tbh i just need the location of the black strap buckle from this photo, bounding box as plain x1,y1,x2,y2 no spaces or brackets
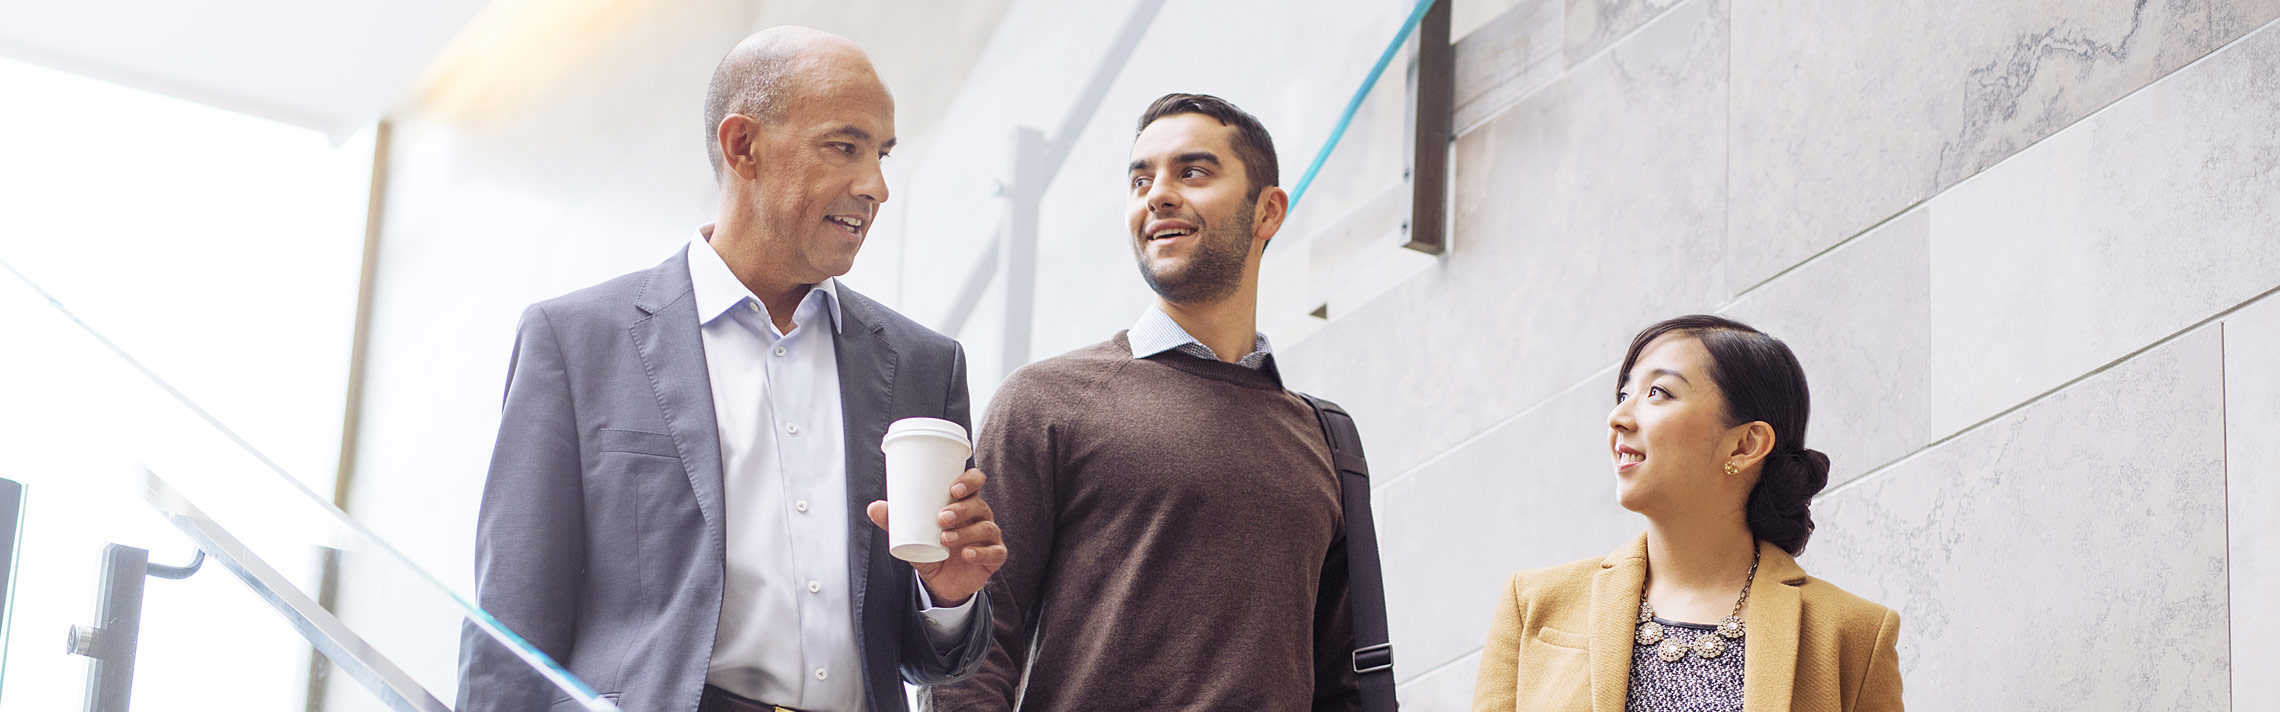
1352,643,1394,675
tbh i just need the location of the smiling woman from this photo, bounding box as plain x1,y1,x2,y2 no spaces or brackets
1471,315,1903,712
1611,316,1828,557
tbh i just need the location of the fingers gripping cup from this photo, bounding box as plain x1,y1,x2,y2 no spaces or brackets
882,418,971,563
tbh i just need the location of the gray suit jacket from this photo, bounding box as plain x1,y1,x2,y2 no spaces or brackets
458,250,992,712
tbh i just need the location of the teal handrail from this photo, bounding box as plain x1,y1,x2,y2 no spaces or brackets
1286,0,1440,213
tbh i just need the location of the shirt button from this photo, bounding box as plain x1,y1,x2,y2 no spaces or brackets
784,423,800,436
814,668,827,681
773,346,788,357
808,580,822,594
795,500,809,513
746,302,759,312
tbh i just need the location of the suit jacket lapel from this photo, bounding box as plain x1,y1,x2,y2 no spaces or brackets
1742,540,1804,710
832,290,897,632
1589,535,1648,712
629,251,729,576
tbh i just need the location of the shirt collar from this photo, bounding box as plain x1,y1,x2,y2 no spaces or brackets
1127,304,1274,366
687,235,843,333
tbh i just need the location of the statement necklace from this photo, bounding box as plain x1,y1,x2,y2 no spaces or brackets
1634,547,1759,663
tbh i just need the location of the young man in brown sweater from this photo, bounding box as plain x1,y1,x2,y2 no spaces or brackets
926,93,1363,711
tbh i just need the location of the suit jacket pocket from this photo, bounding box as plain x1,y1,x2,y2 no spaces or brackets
1534,625,1589,650
596,428,678,459
1516,626,1592,710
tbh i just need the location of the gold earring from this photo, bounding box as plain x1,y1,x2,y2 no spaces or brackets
1723,461,1739,476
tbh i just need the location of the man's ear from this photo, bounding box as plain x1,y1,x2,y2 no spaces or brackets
718,114,764,181
1252,185,1289,247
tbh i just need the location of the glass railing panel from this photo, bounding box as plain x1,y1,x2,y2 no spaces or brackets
0,462,320,710
0,262,613,711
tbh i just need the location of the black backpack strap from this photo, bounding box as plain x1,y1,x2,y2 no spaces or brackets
1299,393,1398,712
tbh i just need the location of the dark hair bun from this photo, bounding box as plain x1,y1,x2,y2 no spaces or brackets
1747,448,1829,555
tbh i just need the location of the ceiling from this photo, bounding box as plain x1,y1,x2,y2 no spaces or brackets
0,0,490,138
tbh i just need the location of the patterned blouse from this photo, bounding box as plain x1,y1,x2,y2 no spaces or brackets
1626,617,1746,712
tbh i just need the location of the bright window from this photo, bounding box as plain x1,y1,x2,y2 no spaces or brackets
0,55,373,710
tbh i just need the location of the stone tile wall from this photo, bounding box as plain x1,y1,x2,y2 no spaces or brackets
1265,1,2280,707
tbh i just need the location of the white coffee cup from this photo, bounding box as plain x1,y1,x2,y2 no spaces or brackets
881,417,972,563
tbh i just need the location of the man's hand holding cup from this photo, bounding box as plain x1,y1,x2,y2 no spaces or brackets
866,418,1006,606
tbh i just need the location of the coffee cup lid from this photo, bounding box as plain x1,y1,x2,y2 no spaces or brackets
883,417,969,448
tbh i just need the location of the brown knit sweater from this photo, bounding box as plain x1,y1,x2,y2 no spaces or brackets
924,333,1360,712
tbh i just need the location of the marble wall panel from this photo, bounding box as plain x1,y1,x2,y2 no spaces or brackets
1810,328,2229,710
1395,651,1485,712
1728,0,2280,292
1283,0,1727,480
1456,0,1534,41
1373,368,1645,683
1566,0,1684,64
1925,17,2280,434
1721,208,1932,487
1300,182,1440,338
2224,294,2280,705
1454,0,1563,135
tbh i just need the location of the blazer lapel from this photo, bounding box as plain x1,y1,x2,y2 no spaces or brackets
1742,541,1805,711
832,290,897,631
1588,535,1649,712
629,251,729,574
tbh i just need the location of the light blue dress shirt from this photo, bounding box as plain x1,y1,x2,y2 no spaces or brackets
688,237,975,709
1126,304,1275,370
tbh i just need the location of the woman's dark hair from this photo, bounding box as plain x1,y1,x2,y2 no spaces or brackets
1617,315,1830,555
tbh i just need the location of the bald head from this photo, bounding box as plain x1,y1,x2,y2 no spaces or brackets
703,26,885,180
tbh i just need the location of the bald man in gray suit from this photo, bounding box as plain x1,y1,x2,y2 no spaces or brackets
458,27,1006,712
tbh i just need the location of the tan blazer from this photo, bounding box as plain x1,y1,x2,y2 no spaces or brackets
1472,535,1902,711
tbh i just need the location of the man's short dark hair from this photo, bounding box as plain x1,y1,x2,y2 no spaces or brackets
1135,93,1279,199
702,46,798,180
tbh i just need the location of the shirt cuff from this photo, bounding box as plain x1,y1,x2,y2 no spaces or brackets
914,572,980,651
